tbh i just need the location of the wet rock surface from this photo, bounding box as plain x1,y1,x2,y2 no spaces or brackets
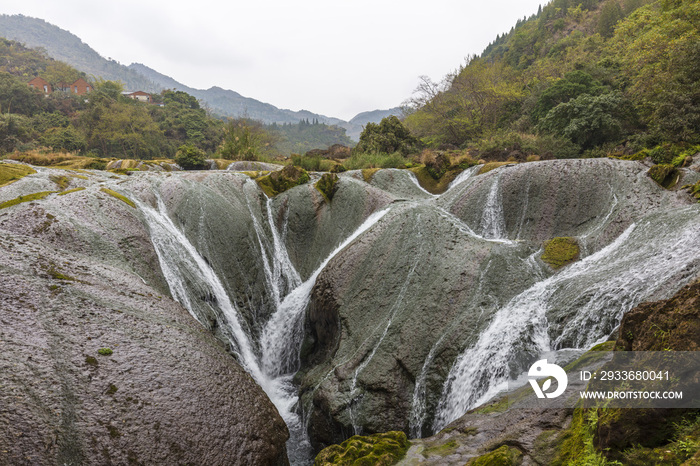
0,168,289,465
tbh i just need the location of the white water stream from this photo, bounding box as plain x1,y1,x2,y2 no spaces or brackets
137,184,389,464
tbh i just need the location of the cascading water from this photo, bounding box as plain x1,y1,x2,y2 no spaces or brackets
479,172,507,240
136,180,391,464
433,206,700,431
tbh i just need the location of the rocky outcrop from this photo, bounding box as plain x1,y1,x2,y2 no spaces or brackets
0,167,290,465
298,158,700,450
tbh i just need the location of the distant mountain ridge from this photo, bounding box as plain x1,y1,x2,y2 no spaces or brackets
0,14,402,140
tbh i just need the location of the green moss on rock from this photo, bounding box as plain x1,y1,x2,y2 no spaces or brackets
541,237,580,269
408,166,462,194
314,431,410,466
256,165,310,197
0,163,36,187
58,187,86,196
49,174,70,190
0,191,57,209
648,164,679,189
466,445,523,465
100,188,136,208
478,161,513,175
315,173,339,201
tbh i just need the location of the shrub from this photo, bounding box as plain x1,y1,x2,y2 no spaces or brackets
175,144,208,170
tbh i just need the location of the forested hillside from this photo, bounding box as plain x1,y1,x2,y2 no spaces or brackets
403,0,699,162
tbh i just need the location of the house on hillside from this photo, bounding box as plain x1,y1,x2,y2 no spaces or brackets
121,91,153,103
27,76,52,94
32,77,93,95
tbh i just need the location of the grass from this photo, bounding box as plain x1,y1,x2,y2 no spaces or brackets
49,174,70,190
7,150,109,170
0,162,36,187
100,188,136,208
343,151,409,170
0,191,57,209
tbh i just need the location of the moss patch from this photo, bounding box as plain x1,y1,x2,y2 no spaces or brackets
97,348,113,356
58,187,86,196
256,165,310,197
422,438,459,457
361,168,380,183
314,431,410,466
0,163,36,187
408,166,462,194
100,188,136,208
315,173,339,201
648,164,679,189
49,174,70,190
466,445,522,465
541,237,580,269
0,191,57,209
478,161,513,175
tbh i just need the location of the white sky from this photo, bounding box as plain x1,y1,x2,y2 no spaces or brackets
5,0,543,121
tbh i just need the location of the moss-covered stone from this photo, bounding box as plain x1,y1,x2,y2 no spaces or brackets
0,163,36,187
100,188,136,208
648,164,680,189
314,431,410,466
478,161,513,175
58,187,86,196
361,168,380,183
408,166,462,194
541,237,580,269
0,191,57,210
256,164,310,197
466,445,523,465
315,173,339,201
49,174,70,190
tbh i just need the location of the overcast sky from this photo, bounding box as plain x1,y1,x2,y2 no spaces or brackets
5,0,543,121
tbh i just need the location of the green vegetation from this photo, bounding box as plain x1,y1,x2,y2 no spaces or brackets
647,164,679,188
466,445,523,465
403,0,700,163
100,187,136,208
0,190,56,209
423,438,459,457
85,356,98,366
49,174,70,190
269,119,354,156
174,144,208,170
58,186,86,196
47,266,75,281
314,431,410,466
256,165,310,197
0,162,36,186
478,162,513,175
315,173,339,201
97,348,113,356
541,237,580,269
354,116,421,156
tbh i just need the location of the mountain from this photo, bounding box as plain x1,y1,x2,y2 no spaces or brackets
128,62,345,126
0,14,160,92
0,14,399,140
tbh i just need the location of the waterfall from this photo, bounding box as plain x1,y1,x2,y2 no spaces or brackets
136,195,264,383
260,207,391,377
137,183,391,464
479,173,507,240
433,206,700,431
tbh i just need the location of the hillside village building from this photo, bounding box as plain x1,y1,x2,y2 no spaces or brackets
28,77,92,95
121,90,153,103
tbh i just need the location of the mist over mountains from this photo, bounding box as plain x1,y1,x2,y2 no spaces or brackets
0,14,400,140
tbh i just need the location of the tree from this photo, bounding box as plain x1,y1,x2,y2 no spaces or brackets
175,144,208,170
532,71,603,122
218,118,272,161
598,0,624,38
538,92,630,149
355,116,421,155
